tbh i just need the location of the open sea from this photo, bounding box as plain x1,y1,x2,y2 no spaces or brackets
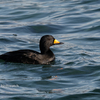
0,0,100,100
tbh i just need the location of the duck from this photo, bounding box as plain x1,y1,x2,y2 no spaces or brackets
0,35,63,64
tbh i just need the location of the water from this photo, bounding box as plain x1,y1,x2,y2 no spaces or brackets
0,0,100,99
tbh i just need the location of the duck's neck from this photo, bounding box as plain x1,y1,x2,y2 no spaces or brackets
46,49,54,56
41,49,54,57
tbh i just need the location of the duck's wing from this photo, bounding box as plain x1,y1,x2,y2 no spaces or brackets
0,49,40,64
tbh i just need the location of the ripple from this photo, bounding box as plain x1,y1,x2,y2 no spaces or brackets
29,24,63,33
73,37,100,42
87,25,100,32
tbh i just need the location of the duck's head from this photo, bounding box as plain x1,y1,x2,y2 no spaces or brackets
39,35,63,54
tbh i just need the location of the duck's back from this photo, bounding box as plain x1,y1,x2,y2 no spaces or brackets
0,49,55,64
0,49,41,64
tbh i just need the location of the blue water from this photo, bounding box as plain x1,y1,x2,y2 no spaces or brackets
0,0,100,99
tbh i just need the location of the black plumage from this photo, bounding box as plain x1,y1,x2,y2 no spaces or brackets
0,35,63,64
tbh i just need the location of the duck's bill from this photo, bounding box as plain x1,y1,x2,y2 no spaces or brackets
54,39,64,45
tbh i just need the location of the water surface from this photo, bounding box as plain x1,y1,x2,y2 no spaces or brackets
0,0,100,99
